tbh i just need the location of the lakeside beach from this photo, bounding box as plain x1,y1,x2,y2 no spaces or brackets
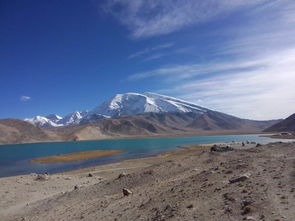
1,140,295,220
0,134,287,178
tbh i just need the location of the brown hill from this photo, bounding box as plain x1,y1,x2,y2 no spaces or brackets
0,119,60,145
56,111,280,141
0,112,280,145
264,113,295,132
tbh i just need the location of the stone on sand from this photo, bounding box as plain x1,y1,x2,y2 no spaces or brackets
229,173,251,183
123,188,132,196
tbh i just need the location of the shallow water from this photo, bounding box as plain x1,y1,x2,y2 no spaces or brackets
0,134,292,177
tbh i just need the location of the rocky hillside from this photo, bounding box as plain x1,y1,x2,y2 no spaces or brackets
0,119,60,145
54,111,279,142
264,113,295,132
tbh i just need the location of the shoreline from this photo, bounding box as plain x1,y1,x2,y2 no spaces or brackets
0,131,271,146
57,140,266,176
2,135,293,178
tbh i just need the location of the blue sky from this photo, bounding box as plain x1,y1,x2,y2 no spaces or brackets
1,0,295,120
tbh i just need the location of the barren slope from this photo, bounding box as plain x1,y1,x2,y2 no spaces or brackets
0,119,60,145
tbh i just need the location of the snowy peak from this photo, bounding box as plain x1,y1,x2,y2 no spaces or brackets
25,116,63,128
94,92,208,117
46,114,62,123
94,93,161,117
25,92,209,128
57,111,88,126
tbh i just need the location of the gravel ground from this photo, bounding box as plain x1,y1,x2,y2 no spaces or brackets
1,141,295,221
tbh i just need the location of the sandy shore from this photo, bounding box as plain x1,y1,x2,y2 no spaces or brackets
1,141,295,220
30,150,124,163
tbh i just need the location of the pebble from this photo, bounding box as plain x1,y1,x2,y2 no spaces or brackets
123,188,132,196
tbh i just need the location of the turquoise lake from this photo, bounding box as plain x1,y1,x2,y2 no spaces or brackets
0,134,292,177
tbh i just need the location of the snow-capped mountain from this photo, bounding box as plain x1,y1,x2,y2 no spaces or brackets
25,116,63,128
25,92,209,128
94,92,208,117
46,114,62,123
57,111,89,126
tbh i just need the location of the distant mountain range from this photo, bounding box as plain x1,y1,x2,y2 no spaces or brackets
0,92,283,145
24,93,209,128
264,113,295,132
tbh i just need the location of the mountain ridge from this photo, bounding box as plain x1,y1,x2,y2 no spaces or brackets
264,113,295,132
23,92,249,128
0,92,283,145
0,112,280,145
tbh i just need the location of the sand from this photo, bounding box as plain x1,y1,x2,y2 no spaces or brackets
30,150,124,163
1,141,295,221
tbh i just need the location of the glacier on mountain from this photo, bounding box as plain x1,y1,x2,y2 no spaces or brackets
25,92,208,128
94,92,208,117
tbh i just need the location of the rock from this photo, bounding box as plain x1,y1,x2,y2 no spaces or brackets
224,206,232,214
256,143,262,147
241,199,253,208
259,214,265,219
65,177,71,180
225,170,233,174
87,173,93,177
236,164,248,169
117,173,128,179
244,216,255,220
223,193,235,202
74,185,79,190
210,144,234,152
186,204,193,209
241,206,252,215
34,174,49,181
229,173,251,183
123,188,132,196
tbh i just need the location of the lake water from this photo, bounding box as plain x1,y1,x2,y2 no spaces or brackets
0,134,292,177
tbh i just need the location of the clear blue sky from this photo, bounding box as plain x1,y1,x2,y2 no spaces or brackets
1,0,294,120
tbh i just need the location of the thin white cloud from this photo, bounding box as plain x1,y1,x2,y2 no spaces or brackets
103,0,268,38
155,48,295,120
128,60,264,81
126,0,295,120
128,42,174,59
142,53,166,62
20,96,31,102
